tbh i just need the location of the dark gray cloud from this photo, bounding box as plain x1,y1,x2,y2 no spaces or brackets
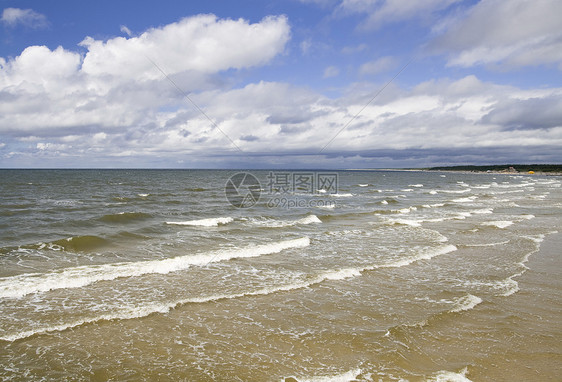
482,95,562,130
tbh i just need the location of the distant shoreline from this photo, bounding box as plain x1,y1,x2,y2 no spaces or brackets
425,164,562,176
346,165,562,176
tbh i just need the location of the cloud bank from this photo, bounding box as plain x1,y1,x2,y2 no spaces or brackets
1,5,561,168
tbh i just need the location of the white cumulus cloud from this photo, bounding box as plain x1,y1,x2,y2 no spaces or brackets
0,14,291,138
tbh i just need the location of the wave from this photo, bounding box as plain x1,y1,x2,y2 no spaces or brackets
441,189,471,194
385,293,481,342
1,243,457,342
329,193,354,197
248,215,322,228
472,208,493,214
394,206,418,214
452,196,478,203
166,217,234,227
464,239,510,247
0,264,363,342
427,367,472,382
481,220,514,229
409,184,423,187
383,244,457,268
47,235,109,252
298,215,322,225
99,212,152,223
0,237,310,299
284,368,363,382
386,216,454,227
449,294,482,313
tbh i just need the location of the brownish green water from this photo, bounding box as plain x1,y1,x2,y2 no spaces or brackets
0,169,560,381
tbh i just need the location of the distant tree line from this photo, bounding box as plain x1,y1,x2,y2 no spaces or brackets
428,164,562,172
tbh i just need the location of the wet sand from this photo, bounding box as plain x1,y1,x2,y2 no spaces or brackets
463,231,562,381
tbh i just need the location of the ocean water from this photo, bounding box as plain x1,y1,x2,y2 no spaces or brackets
0,169,560,381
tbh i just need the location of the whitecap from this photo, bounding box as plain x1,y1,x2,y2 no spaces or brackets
427,367,472,382
450,294,482,313
166,217,233,227
481,220,514,229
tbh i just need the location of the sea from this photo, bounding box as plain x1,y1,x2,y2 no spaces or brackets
0,169,560,381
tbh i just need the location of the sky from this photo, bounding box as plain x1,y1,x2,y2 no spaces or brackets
1,0,561,169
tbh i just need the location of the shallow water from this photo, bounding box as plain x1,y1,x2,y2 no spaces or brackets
0,169,560,380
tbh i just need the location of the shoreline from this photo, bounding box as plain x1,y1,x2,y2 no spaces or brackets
346,168,562,176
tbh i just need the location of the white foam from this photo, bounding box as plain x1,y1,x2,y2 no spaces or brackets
442,189,471,194
389,218,422,227
454,212,472,219
452,196,478,203
481,220,514,229
472,208,493,214
381,200,388,205
297,215,323,225
401,188,414,192
0,266,366,342
427,367,472,382
250,215,322,227
395,206,417,214
166,217,234,227
0,244,460,342
0,237,310,299
409,184,424,187
429,190,438,195
465,240,510,247
358,184,369,187
495,277,520,297
137,193,149,197
323,268,362,280
383,244,458,268
287,368,362,382
450,294,482,313
331,193,353,197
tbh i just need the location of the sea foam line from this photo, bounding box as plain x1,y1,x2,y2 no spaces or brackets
0,237,310,299
0,266,363,342
0,244,456,342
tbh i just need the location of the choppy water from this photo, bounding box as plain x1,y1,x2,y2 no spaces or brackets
0,169,560,381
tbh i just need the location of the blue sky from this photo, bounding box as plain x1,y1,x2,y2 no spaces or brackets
1,0,561,168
